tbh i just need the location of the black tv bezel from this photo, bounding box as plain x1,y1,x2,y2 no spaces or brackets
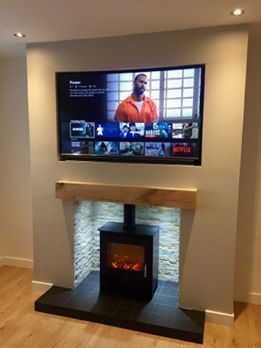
56,64,205,165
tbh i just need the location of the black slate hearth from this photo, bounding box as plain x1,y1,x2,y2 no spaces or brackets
35,271,205,344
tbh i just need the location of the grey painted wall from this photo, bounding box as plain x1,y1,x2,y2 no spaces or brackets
0,55,33,260
27,25,248,315
235,22,261,304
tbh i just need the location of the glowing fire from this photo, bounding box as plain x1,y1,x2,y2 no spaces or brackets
110,254,143,272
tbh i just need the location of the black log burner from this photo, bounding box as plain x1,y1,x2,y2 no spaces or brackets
99,204,159,299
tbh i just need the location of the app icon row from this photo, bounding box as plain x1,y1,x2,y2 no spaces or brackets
69,140,199,158
69,121,199,140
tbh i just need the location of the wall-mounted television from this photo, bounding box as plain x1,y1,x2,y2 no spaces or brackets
56,64,205,165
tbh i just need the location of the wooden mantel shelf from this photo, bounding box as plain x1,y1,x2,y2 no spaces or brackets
56,181,197,210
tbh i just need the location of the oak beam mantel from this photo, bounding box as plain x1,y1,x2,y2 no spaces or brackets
55,181,197,209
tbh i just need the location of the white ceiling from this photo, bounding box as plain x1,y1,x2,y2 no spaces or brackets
1,0,261,57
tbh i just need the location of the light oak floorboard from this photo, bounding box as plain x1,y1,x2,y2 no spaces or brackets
0,266,260,348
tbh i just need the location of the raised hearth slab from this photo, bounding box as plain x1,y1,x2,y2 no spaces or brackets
35,272,205,343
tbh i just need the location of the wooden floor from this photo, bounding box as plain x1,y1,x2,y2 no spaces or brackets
0,266,260,348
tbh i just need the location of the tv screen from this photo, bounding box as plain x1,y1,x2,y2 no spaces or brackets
56,64,205,165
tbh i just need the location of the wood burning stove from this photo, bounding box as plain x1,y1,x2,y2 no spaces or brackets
99,204,159,299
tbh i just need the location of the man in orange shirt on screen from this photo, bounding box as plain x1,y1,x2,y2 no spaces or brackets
114,73,159,123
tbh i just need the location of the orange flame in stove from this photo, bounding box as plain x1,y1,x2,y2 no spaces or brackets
110,255,143,272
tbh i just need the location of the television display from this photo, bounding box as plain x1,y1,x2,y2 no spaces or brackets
56,64,205,164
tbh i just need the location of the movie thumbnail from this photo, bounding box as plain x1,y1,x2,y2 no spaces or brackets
145,142,171,157
172,122,199,139
70,141,94,154
119,142,145,156
95,141,119,155
171,142,199,157
70,121,95,138
95,122,119,138
119,123,145,139
144,122,172,139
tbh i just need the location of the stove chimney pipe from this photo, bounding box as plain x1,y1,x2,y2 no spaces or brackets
123,204,136,230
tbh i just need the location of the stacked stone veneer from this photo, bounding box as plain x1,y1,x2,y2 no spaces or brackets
74,201,180,287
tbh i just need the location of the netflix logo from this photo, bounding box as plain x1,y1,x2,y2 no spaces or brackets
173,146,191,153
171,142,198,158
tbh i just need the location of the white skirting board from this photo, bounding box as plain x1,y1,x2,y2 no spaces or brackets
32,280,53,293
247,292,261,305
0,256,33,269
206,310,234,326
235,292,261,305
180,303,235,326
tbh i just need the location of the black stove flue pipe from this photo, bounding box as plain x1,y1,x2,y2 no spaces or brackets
123,204,136,230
